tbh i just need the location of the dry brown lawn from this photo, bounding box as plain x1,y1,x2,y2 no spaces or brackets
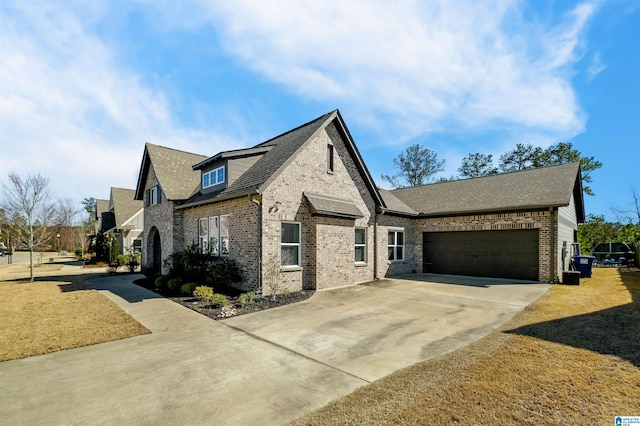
0,273,150,362
292,267,640,425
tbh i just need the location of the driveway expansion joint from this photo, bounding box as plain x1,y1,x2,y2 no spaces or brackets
220,321,372,385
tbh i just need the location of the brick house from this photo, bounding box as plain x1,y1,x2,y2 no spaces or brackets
134,144,207,273
380,163,585,283
134,110,585,292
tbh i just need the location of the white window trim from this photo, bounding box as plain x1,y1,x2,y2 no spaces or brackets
198,215,230,256
388,230,405,262
203,165,226,189
198,218,209,254
355,227,367,264
148,186,159,206
281,221,301,267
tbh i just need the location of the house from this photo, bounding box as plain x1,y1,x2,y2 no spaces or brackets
380,163,585,283
134,110,585,292
103,188,144,254
95,199,110,234
134,144,208,273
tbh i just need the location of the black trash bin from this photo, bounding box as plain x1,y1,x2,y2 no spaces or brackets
572,255,596,278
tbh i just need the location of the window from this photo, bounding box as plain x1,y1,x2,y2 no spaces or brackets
355,228,366,263
327,144,334,172
202,166,226,189
281,222,300,266
148,186,159,206
199,218,209,253
132,239,142,253
388,230,404,261
199,215,230,255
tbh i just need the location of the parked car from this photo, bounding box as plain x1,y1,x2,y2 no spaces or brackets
592,242,635,265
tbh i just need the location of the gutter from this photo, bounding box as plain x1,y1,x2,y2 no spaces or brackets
373,211,378,280
176,189,259,210
550,206,557,283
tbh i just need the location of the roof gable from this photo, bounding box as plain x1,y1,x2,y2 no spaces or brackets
135,143,207,201
179,110,384,209
95,199,109,220
109,187,143,228
390,163,583,217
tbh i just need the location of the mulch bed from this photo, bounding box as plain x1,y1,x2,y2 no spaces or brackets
167,291,314,320
132,277,313,320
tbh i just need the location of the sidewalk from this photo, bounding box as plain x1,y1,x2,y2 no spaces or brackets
0,274,366,425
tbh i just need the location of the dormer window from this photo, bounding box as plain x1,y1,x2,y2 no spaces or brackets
203,165,225,189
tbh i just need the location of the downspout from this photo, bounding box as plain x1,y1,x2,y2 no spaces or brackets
549,207,556,283
250,195,262,294
373,211,378,280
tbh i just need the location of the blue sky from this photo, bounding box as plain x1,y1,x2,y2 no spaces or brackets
1,0,638,222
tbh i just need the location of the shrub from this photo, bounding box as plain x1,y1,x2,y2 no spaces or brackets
180,282,198,296
163,243,242,290
193,285,214,302
206,258,242,288
167,277,183,292
238,292,256,308
126,252,141,273
116,254,128,267
208,293,229,308
107,263,120,275
155,275,169,290
164,244,212,284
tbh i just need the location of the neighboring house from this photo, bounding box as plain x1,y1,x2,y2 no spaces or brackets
134,110,585,292
102,188,144,254
95,199,110,235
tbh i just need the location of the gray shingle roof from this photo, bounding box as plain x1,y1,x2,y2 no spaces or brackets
137,144,207,201
378,189,418,216
389,163,582,216
95,199,109,219
304,192,364,219
180,111,342,207
110,188,143,229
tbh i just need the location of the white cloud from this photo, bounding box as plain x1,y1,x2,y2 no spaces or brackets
192,0,596,143
587,52,607,80
0,2,237,202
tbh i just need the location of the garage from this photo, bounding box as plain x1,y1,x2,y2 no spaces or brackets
422,230,539,281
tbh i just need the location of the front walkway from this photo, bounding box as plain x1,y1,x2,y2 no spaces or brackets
0,273,549,425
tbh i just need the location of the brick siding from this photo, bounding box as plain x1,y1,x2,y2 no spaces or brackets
412,210,553,282
180,197,260,291
260,123,377,294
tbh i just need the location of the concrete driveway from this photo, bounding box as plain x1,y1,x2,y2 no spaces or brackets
224,274,550,382
0,273,549,425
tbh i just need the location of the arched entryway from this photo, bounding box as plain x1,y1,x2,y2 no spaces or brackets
148,227,162,274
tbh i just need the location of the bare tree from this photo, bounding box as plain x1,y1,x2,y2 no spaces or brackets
1,173,57,281
612,186,640,224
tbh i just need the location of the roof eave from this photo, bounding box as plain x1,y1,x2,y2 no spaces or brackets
334,111,386,209
134,145,151,200
377,207,419,217
193,147,273,171
416,204,569,218
176,189,260,210
312,211,363,220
